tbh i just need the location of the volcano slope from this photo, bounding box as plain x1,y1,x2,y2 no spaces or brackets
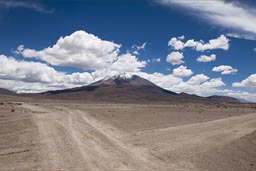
0,95,256,171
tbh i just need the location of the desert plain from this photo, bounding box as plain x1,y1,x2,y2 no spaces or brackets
0,95,256,171
0,93,256,171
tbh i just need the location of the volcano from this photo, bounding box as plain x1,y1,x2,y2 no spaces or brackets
41,73,240,103
42,73,179,102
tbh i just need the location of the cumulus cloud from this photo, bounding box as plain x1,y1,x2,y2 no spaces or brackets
132,42,147,55
172,65,193,78
136,72,182,89
111,53,146,72
140,72,256,102
233,74,256,87
138,73,225,98
168,36,185,50
168,35,230,52
212,65,238,75
3,30,256,102
0,55,94,92
0,0,53,13
186,74,209,85
195,35,229,51
139,72,255,102
197,54,216,63
152,58,161,63
216,89,256,103
132,42,147,50
166,51,184,65
4,30,150,92
0,55,62,83
1,53,256,102
178,35,185,40
170,74,225,95
16,30,148,75
201,78,225,89
158,0,256,40
16,30,122,70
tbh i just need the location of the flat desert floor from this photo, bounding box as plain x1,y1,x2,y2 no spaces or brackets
0,96,256,171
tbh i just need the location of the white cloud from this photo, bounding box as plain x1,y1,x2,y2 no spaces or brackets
3,30,256,102
168,35,230,52
233,74,256,87
0,0,53,13
131,42,147,55
168,37,184,50
184,39,198,48
111,53,147,72
136,72,182,89
172,65,193,78
0,55,94,92
166,51,184,65
138,72,256,102
186,74,209,85
226,33,256,41
178,35,185,40
159,0,256,40
195,35,229,52
6,30,149,92
148,72,256,102
212,65,238,75
16,30,121,70
216,89,256,103
197,54,216,63
16,31,147,73
132,51,139,55
0,55,62,83
201,78,225,89
254,48,256,52
62,72,94,85
132,42,147,51
0,79,59,93
152,58,161,63
17,44,24,52
1,53,256,102
170,74,225,95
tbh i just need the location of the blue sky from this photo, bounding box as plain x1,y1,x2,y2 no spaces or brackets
0,0,256,101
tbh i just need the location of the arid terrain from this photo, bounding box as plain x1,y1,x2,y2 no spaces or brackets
0,95,256,171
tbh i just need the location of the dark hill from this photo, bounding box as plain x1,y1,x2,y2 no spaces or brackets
0,88,16,96
206,95,240,103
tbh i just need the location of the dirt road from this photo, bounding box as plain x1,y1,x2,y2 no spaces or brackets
1,102,256,171
22,103,165,170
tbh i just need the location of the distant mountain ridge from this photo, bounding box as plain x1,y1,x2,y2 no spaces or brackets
236,98,252,104
0,88,16,96
41,73,241,103
206,95,240,103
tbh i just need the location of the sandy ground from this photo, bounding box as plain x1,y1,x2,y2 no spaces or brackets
0,96,256,171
